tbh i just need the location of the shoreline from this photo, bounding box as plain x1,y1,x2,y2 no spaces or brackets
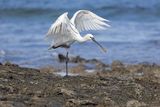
0,61,160,107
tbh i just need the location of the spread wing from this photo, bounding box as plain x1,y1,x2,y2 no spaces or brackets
46,12,79,48
71,10,110,32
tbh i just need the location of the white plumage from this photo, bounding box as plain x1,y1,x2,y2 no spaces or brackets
70,10,110,32
46,12,79,48
46,10,110,48
46,10,110,76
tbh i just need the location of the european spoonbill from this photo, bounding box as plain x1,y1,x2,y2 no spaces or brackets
46,10,110,76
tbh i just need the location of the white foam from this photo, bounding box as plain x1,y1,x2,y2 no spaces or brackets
0,50,5,56
54,72,78,76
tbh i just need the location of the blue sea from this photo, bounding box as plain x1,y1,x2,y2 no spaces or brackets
0,0,160,68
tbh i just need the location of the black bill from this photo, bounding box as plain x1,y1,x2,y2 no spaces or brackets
91,38,107,53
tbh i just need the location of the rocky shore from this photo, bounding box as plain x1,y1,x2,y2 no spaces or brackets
0,58,160,107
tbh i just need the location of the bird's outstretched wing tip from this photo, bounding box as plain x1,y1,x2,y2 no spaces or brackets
104,19,110,22
65,12,68,14
71,10,111,32
62,12,68,17
106,24,111,28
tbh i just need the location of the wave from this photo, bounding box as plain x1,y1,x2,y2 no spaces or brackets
1,7,160,21
1,0,160,19
0,8,60,16
1,0,160,9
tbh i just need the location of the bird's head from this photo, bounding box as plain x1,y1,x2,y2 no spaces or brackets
84,34,94,40
84,34,107,53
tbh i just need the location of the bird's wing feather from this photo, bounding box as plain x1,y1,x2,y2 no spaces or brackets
71,10,110,32
46,12,79,47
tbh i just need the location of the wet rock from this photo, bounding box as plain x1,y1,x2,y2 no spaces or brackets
65,99,97,107
126,100,147,107
58,54,67,62
4,61,19,67
58,54,87,63
71,56,86,63
57,53,107,65
87,58,99,63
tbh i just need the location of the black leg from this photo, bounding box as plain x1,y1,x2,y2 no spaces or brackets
65,51,69,76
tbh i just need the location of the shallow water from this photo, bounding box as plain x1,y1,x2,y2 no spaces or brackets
0,0,160,68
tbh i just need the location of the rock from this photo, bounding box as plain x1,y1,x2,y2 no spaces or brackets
79,99,97,106
0,101,26,107
65,99,80,107
97,97,118,107
65,99,97,107
0,63,160,106
87,58,99,63
0,101,14,107
95,62,109,72
55,88,75,97
111,60,130,75
70,64,85,74
0,84,14,94
134,83,144,99
71,56,86,63
57,54,107,65
58,54,67,62
58,54,87,63
126,100,147,107
4,61,19,67
111,60,124,70
40,66,58,74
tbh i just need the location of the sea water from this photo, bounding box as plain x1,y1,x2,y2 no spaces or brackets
0,0,160,68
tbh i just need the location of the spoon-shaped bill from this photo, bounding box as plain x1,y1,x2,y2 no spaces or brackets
91,38,107,53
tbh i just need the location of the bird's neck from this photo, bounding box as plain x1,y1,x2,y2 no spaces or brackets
77,34,89,43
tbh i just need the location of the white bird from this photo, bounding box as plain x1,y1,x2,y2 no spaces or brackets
46,10,110,76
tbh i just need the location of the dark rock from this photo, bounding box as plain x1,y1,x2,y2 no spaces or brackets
4,61,19,67
57,54,107,66
58,54,67,62
71,55,86,63
58,54,87,63
65,99,98,107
